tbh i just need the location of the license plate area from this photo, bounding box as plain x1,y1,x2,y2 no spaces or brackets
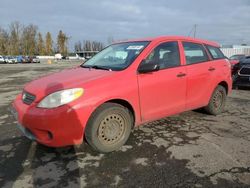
10,106,18,120
9,106,36,140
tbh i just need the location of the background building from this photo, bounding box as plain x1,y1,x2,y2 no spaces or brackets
221,44,250,58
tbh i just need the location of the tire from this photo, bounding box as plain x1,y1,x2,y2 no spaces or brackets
85,103,132,153
204,85,226,115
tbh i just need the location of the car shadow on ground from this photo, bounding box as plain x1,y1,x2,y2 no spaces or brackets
1,114,249,187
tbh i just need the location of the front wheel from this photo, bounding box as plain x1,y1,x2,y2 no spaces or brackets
85,103,132,153
204,85,227,115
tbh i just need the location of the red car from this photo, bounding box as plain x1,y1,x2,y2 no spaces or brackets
12,36,232,152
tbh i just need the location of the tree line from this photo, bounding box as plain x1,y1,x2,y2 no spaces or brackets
0,21,106,56
0,21,69,56
74,40,104,53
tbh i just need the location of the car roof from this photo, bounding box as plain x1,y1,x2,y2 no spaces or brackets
117,36,220,47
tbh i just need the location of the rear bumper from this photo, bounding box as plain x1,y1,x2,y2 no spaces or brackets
11,94,92,147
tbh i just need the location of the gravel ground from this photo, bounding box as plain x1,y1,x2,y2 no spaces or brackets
0,61,250,188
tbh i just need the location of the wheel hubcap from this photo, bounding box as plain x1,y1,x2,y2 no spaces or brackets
98,114,125,145
213,91,223,109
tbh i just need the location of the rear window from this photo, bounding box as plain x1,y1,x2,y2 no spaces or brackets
183,42,209,65
206,45,225,60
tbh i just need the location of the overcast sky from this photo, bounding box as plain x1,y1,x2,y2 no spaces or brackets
1,0,250,49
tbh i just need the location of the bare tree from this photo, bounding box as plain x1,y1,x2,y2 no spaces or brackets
45,32,53,55
37,32,45,55
92,41,104,51
8,21,22,55
57,30,69,56
21,24,38,55
74,41,82,52
83,40,92,51
83,40,104,51
0,27,9,55
1,21,105,56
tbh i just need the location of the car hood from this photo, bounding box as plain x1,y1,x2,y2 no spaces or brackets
24,67,116,100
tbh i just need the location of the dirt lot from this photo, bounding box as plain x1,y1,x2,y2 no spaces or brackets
0,61,250,188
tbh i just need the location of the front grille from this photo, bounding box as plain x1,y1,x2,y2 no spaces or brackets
22,91,36,105
236,76,250,84
239,66,250,75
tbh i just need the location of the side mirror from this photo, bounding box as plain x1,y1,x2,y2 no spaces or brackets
138,60,160,74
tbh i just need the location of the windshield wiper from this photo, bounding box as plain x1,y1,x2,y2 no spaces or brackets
81,65,112,71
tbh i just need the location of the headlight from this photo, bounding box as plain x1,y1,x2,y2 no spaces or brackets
37,88,84,108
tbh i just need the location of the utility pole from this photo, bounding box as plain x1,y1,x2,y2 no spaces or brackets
188,24,198,38
194,24,197,38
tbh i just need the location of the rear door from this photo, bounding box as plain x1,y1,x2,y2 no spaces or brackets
137,41,187,121
206,45,231,76
182,41,213,110
205,45,232,90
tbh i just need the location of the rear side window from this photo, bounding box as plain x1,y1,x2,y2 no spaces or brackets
206,45,225,60
183,42,209,65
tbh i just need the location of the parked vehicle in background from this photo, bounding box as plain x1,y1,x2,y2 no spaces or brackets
229,54,246,73
76,54,85,61
229,54,246,66
3,56,8,63
31,56,40,63
78,56,85,61
16,56,41,63
55,53,62,60
5,56,10,63
62,56,69,60
21,56,31,63
16,55,24,63
230,54,246,61
14,56,18,63
233,56,250,88
27,56,32,63
0,55,5,63
5,56,17,64
17,56,36,63
11,36,232,153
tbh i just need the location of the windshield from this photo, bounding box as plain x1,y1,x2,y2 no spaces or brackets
81,41,149,71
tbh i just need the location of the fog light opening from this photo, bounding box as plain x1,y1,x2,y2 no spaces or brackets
48,131,53,140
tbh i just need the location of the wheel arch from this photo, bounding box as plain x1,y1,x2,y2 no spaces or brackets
218,81,229,94
104,99,136,127
85,98,137,131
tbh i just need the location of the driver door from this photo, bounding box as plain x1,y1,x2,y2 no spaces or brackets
137,41,187,121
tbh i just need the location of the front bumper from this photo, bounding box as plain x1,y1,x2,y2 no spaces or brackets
233,75,250,87
11,94,91,147
10,106,36,140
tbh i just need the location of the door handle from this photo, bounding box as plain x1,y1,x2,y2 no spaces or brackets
177,73,186,77
208,67,215,71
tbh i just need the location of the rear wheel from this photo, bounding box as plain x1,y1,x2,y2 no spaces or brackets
85,103,132,153
204,85,226,115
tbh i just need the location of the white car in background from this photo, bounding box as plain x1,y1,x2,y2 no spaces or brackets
31,56,40,63
0,55,5,63
55,53,62,60
5,56,17,64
